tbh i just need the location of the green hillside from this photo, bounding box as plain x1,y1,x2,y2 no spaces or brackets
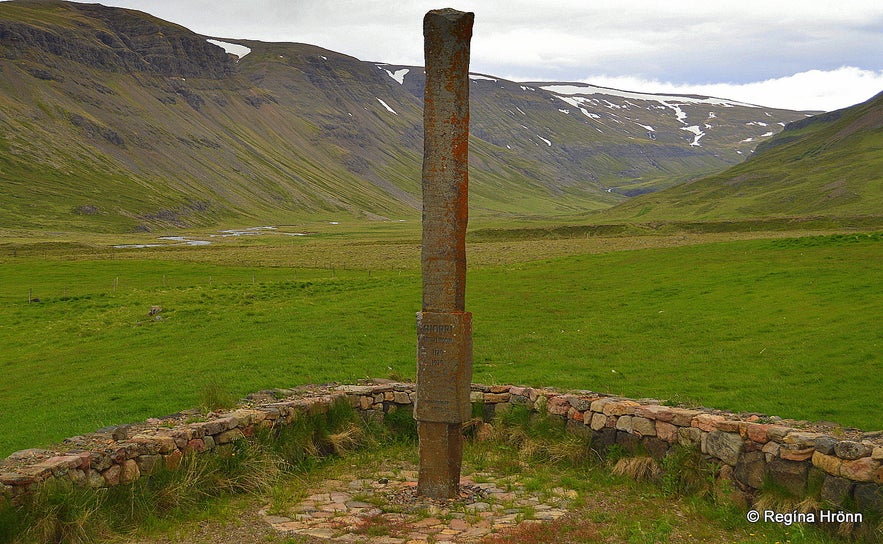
0,1,809,233
602,91,883,222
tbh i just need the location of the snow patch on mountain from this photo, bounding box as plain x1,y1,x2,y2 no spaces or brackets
377,98,397,115
682,125,705,146
541,83,759,108
382,68,409,85
206,39,251,61
554,95,600,119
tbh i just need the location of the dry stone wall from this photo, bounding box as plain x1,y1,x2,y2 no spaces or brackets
2,383,881,518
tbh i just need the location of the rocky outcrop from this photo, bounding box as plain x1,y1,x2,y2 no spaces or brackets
0,2,233,78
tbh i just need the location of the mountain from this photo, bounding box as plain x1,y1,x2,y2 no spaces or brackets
0,1,811,232
600,90,883,222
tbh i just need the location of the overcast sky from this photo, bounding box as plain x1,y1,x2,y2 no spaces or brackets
61,1,883,111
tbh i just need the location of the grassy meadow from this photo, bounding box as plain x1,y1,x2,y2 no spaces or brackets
0,224,881,456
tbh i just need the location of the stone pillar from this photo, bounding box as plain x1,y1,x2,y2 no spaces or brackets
415,8,474,500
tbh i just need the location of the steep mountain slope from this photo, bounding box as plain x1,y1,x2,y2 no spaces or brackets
601,91,883,221
0,1,809,232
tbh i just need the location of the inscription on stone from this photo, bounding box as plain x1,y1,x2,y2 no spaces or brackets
415,311,472,423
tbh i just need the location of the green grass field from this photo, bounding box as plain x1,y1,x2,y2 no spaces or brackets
1,227,880,457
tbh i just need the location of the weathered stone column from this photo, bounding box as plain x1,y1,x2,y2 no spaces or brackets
415,8,474,500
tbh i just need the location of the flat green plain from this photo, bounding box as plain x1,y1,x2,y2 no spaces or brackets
0,226,880,456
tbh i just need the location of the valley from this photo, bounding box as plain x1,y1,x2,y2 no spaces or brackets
0,1,813,233
0,0,881,469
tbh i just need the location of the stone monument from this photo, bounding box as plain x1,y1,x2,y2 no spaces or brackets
414,8,475,500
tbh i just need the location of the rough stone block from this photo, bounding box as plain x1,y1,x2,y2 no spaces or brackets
602,399,639,416
589,398,612,413
643,437,670,459
813,436,837,455
692,414,725,432
337,384,376,395
821,475,854,507
768,458,809,496
734,450,766,489
483,393,510,404
762,441,781,461
834,440,873,460
765,425,793,442
706,431,744,466
68,469,87,486
677,426,702,448
656,421,678,443
616,431,641,453
163,450,183,470
89,452,113,472
633,404,672,421
86,470,105,488
120,460,140,484
783,431,824,449
568,408,584,422
217,428,245,444
745,423,773,444
812,451,843,476
566,419,591,439
211,416,239,435
853,483,883,514
713,419,744,433
592,428,617,452
590,413,607,431
666,408,703,427
169,428,194,449
186,438,206,453
780,445,815,462
547,396,570,416
36,455,82,476
631,417,656,437
136,455,162,476
565,395,592,412
103,465,121,486
615,415,633,433
840,457,880,482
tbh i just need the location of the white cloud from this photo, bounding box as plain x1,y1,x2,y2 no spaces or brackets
576,67,883,111
39,1,883,112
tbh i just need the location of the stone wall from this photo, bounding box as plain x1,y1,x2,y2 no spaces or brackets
2,382,881,518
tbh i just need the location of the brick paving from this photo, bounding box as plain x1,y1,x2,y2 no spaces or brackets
259,463,576,543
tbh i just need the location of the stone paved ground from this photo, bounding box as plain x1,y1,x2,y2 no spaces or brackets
260,461,577,543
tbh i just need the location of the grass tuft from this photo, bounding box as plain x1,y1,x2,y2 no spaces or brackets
659,446,720,499
198,379,239,413
611,456,662,482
